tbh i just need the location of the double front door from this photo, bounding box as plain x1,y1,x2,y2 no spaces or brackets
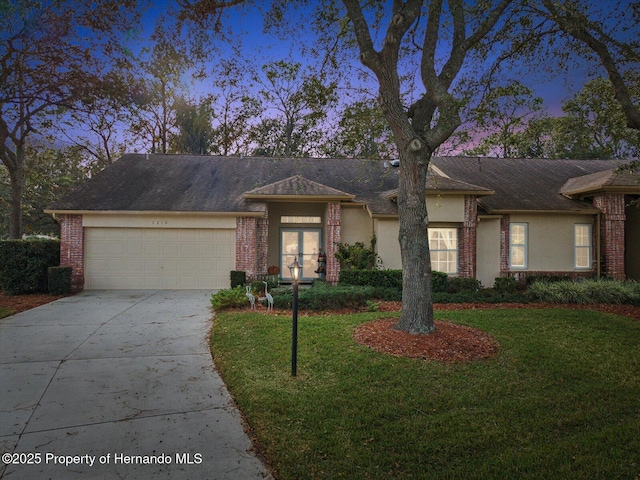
281,228,321,281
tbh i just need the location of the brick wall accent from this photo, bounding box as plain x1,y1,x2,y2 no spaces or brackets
458,195,477,278
593,193,626,280
499,214,510,276
256,208,269,278
325,202,341,284
236,217,258,281
59,214,84,292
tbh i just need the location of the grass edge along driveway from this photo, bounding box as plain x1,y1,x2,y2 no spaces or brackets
211,308,640,480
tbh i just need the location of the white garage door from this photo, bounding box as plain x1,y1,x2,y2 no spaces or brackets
85,228,235,290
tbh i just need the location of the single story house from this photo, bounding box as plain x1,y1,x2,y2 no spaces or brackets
46,154,640,291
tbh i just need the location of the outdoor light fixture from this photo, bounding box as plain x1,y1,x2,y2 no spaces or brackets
289,257,302,376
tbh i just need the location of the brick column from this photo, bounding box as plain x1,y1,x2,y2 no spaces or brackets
236,217,258,281
256,208,269,278
499,214,511,276
458,195,477,278
59,214,84,292
593,193,626,280
326,202,341,284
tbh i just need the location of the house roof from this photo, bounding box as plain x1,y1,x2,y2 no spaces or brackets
386,174,493,200
48,154,639,217
559,168,640,198
48,154,401,215
431,157,637,213
244,175,355,201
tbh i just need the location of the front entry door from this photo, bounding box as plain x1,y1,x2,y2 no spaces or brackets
281,228,322,281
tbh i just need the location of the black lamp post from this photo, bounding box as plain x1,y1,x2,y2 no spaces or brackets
289,257,302,376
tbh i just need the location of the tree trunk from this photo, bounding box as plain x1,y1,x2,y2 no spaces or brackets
394,147,434,334
8,156,25,239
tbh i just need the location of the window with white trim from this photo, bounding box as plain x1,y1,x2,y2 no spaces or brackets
429,228,457,274
574,224,592,269
510,223,528,269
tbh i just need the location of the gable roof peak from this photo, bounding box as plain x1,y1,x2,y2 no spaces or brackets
244,174,355,200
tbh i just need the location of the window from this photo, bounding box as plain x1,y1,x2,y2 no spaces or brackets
281,216,322,224
574,224,592,269
510,223,528,269
429,228,457,274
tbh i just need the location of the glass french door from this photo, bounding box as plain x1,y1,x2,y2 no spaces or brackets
280,228,322,281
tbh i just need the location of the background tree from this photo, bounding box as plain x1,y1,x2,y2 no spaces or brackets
511,76,640,159
169,95,216,154
462,82,543,157
0,142,90,237
210,58,261,156
322,99,397,159
0,0,140,239
53,72,132,169
128,22,191,154
250,60,338,157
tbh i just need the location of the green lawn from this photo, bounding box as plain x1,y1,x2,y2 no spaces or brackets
211,308,640,480
0,307,13,319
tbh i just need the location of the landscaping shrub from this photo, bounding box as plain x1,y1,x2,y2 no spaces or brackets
271,284,373,311
339,269,402,289
230,271,246,289
47,266,72,295
528,279,640,305
494,276,516,294
447,277,481,293
211,286,250,310
334,236,378,270
0,239,60,294
431,270,449,293
339,269,449,294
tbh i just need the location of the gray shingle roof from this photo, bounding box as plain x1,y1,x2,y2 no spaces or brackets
48,154,638,217
560,168,640,197
49,154,401,215
245,175,355,199
431,157,636,213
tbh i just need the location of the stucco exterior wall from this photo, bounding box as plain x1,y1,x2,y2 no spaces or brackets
509,213,596,272
341,206,373,245
82,213,237,229
476,217,501,288
374,218,401,270
426,195,465,222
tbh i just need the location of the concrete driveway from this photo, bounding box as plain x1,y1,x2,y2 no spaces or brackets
0,290,271,479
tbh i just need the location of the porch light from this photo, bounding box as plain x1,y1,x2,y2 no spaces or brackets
289,258,302,376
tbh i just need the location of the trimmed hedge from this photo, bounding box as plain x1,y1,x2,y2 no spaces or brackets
271,283,373,311
48,266,72,295
0,240,60,294
338,269,449,293
230,271,246,289
528,279,640,305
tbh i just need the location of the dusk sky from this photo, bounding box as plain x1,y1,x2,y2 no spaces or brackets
131,1,623,122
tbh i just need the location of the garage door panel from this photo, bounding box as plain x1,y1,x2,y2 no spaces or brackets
85,227,235,290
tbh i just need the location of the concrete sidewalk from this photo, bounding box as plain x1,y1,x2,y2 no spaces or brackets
0,290,271,479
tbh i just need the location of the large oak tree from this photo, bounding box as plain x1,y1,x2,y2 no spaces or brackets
1,0,141,239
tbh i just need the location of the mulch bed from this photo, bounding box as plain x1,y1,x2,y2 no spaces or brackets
353,318,499,362
0,293,69,314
